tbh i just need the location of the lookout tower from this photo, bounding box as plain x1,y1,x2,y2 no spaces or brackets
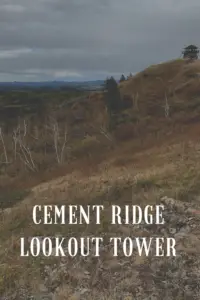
182,45,199,60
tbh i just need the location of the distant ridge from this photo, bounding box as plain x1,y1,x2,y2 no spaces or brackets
0,80,104,91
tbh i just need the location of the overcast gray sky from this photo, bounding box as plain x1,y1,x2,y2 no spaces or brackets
0,0,200,81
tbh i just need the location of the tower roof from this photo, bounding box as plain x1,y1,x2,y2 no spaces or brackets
184,44,199,50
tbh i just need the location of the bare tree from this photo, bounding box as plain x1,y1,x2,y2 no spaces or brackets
12,120,37,172
97,125,114,142
164,92,170,118
0,127,9,163
89,107,115,143
156,77,170,118
133,92,139,111
46,117,68,164
89,122,115,144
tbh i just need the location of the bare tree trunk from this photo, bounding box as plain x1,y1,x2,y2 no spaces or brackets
13,120,37,172
0,127,9,163
46,117,68,164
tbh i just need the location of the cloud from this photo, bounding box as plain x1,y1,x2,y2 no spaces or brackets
0,0,200,81
0,48,32,59
1,4,25,13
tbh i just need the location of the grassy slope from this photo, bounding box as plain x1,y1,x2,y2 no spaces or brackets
1,59,200,298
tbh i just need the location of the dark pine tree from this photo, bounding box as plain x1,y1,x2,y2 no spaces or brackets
104,77,123,130
119,74,126,82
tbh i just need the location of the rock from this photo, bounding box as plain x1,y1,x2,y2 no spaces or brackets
68,292,81,300
169,228,176,234
79,288,90,296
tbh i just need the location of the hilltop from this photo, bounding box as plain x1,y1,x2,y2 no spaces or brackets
1,59,200,299
65,58,200,141
120,58,200,124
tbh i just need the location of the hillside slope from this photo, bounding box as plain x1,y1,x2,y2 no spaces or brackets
118,59,200,130
2,59,200,299
72,59,200,141
2,58,200,190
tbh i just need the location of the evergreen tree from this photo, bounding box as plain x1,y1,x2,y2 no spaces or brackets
104,77,122,113
104,77,122,129
119,74,126,82
127,73,133,80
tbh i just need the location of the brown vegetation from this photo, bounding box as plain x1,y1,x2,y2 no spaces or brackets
1,58,200,298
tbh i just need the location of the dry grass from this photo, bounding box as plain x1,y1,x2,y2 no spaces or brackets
1,134,200,297
2,58,200,190
2,59,200,297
